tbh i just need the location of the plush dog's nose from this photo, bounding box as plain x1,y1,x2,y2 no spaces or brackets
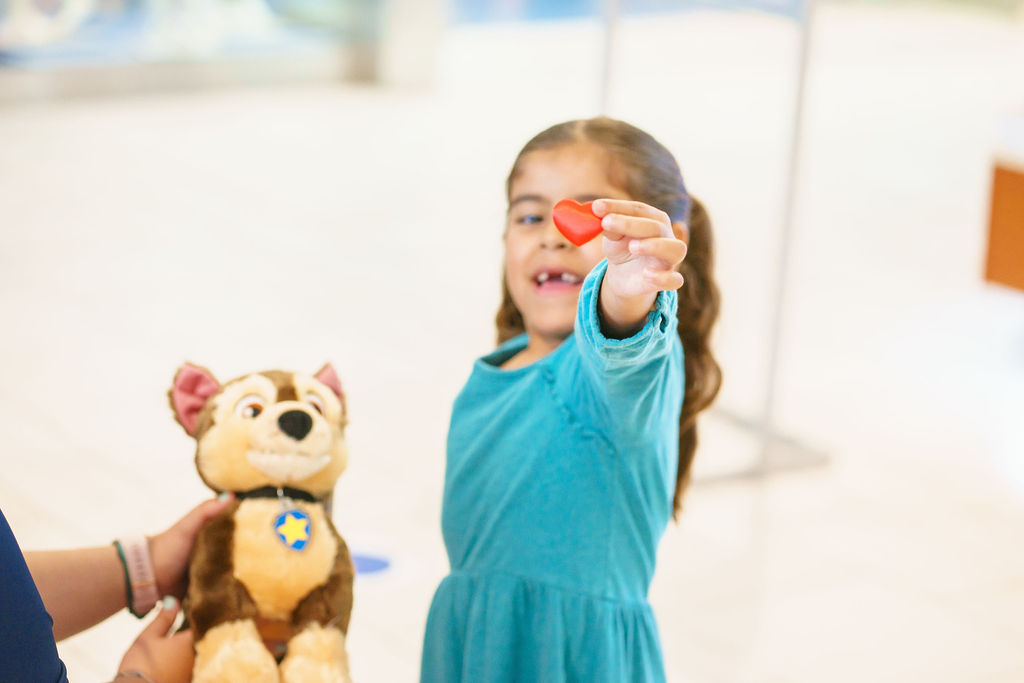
278,410,313,441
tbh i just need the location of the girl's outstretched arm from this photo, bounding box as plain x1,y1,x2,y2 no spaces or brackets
591,198,688,339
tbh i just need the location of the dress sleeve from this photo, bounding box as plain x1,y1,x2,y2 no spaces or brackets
0,508,70,683
556,259,684,439
574,259,680,377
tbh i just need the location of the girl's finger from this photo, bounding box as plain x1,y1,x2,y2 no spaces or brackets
601,214,666,239
170,495,235,542
141,597,180,638
592,199,671,225
628,237,687,265
643,268,685,291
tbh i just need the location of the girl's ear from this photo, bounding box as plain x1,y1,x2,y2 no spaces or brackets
672,221,690,246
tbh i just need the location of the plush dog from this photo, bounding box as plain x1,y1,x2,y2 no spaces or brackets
169,362,354,683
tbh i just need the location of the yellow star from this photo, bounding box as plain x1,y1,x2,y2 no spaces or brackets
277,513,310,547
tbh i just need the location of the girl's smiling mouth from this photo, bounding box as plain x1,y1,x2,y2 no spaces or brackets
533,268,583,292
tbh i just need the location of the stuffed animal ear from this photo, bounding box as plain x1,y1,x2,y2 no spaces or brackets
315,363,345,404
170,363,221,436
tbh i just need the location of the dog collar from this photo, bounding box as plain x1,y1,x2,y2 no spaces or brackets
234,486,320,503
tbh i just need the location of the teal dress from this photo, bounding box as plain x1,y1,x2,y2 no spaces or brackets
421,260,684,683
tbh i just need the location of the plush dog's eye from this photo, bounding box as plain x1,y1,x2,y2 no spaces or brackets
305,392,325,415
235,394,265,419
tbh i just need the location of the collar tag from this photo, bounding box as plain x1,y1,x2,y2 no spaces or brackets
274,509,311,551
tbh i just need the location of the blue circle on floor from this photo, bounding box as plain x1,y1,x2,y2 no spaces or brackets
352,553,391,574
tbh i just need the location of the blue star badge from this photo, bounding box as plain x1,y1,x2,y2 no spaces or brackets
274,510,311,551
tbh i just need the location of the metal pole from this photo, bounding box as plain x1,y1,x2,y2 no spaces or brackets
756,0,816,463
599,0,620,114
699,0,827,485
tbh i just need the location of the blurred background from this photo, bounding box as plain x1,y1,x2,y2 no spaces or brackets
1,0,1022,680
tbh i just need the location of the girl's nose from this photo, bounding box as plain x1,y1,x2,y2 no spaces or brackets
540,217,571,249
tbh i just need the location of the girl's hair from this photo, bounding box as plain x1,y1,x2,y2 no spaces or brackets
496,117,722,516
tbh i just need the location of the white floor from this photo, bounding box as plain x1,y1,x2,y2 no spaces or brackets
1,3,1023,681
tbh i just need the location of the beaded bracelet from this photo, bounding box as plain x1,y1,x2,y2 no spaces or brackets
113,670,156,683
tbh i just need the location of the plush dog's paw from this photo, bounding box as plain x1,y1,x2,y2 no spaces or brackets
280,623,352,683
194,619,280,683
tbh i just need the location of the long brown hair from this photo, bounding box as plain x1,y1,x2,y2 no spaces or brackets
496,117,722,516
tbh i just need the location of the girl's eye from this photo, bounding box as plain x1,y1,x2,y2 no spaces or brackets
305,392,325,415
235,394,265,419
516,214,543,226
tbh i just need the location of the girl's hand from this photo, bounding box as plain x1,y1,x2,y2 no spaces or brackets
116,597,194,683
592,199,687,300
150,494,235,599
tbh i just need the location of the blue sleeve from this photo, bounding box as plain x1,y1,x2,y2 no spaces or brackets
557,259,684,441
0,508,70,683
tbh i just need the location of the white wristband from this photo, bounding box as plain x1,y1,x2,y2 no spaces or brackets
116,535,159,618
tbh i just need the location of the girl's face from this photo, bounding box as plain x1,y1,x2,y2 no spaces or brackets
504,142,631,345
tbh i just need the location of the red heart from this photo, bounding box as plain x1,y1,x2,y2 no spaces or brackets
552,199,602,246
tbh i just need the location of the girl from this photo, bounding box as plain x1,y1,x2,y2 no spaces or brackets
421,117,721,682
